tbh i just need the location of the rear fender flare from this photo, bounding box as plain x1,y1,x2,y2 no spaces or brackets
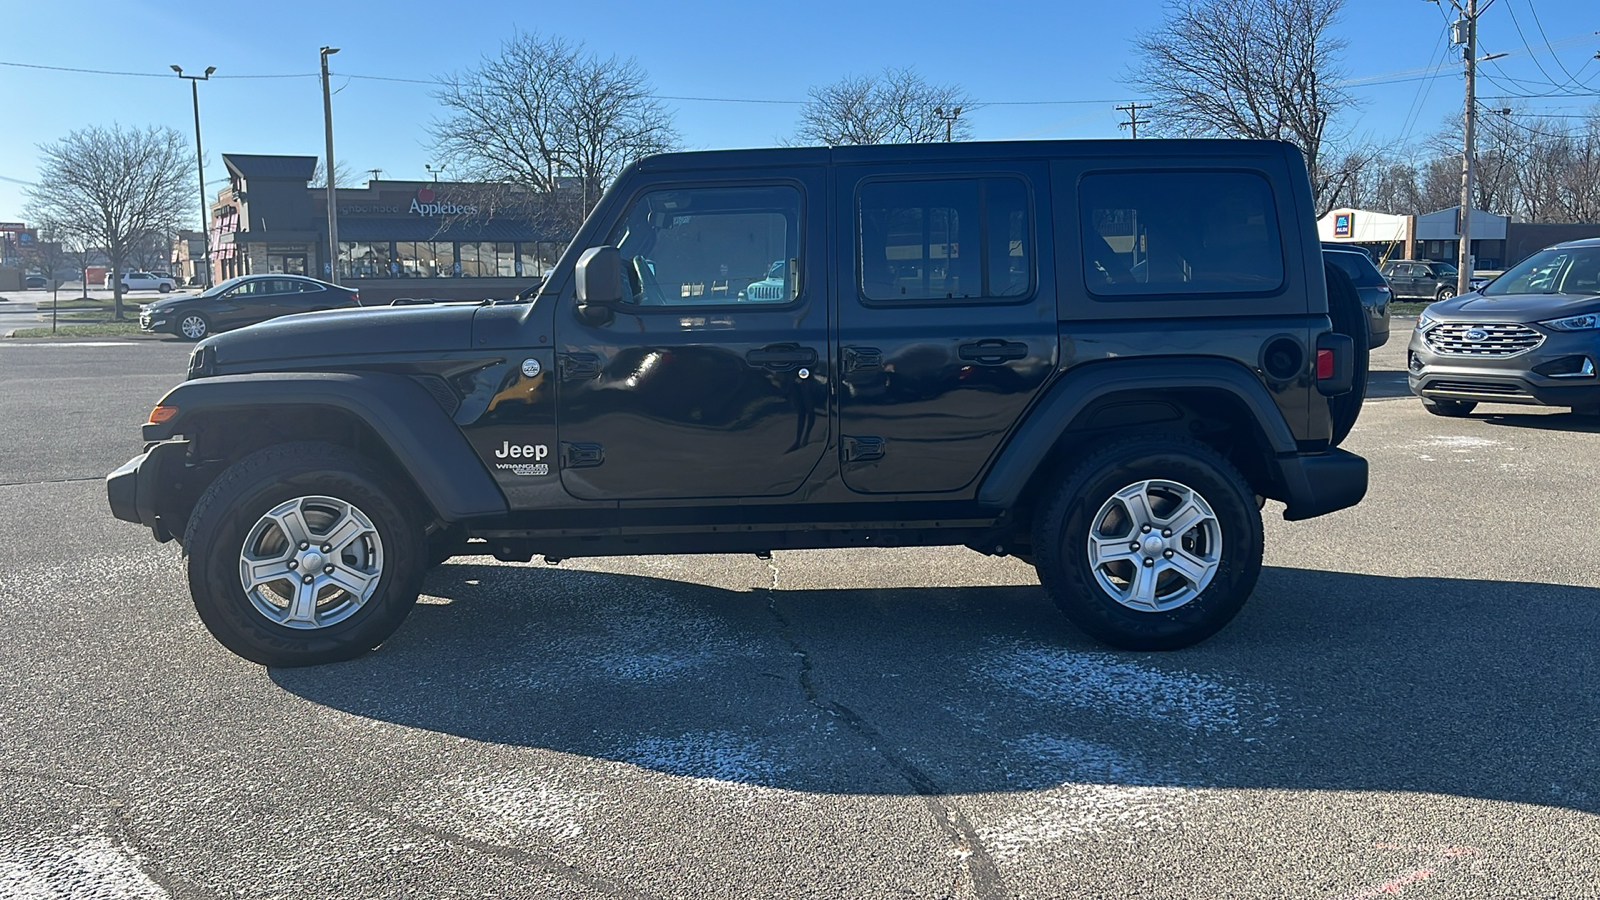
978,357,1298,509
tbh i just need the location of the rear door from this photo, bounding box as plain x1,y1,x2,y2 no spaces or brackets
832,162,1056,494
554,171,830,501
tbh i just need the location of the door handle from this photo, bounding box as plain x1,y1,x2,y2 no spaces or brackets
958,340,1029,363
746,345,818,370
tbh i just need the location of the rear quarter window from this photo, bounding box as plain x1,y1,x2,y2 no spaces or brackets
1326,252,1384,287
1080,171,1284,297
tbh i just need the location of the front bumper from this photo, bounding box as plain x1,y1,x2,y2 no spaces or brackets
106,440,189,542
1406,327,1600,408
1277,448,1367,521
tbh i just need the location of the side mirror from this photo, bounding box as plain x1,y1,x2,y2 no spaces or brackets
574,245,623,326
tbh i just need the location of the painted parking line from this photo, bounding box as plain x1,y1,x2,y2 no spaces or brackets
0,341,146,347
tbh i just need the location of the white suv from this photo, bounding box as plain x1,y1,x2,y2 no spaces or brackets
104,271,176,292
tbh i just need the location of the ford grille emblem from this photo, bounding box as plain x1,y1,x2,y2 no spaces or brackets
1464,328,1489,341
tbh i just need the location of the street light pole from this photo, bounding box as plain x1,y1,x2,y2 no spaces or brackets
171,64,215,288
320,46,341,286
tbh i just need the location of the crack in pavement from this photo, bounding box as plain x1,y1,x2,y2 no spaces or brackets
407,822,668,900
761,558,1011,900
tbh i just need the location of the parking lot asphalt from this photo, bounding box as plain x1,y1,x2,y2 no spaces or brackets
0,329,1596,899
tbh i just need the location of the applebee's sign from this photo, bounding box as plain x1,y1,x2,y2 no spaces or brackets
410,186,477,217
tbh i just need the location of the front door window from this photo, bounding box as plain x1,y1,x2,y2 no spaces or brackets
609,185,801,306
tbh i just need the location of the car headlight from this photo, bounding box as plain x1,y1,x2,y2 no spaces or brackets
1539,313,1600,332
1416,311,1435,331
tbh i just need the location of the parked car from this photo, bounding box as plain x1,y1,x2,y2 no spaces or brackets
105,271,177,293
1380,259,1490,301
139,274,361,340
108,139,1369,666
24,274,49,289
1407,238,1600,417
1323,246,1391,348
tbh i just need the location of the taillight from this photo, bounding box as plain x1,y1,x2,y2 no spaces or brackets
1316,348,1335,380
352,292,361,305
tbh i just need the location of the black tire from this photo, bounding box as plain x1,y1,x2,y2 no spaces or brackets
1421,398,1477,418
1325,260,1368,446
183,441,428,666
1031,435,1264,651
1436,285,1457,301
426,524,469,568
178,311,211,341
159,284,172,293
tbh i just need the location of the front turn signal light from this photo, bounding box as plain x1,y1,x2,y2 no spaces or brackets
148,405,179,424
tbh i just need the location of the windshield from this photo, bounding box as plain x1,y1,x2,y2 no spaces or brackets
195,276,248,298
1484,246,1600,296
1434,263,1457,276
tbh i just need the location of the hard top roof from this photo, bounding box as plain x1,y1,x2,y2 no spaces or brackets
634,139,1297,172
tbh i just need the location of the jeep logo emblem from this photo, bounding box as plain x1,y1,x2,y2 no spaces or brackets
494,441,548,460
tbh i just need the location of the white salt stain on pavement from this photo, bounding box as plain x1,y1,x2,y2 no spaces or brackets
0,827,168,900
973,640,1276,735
547,591,762,682
405,773,590,844
979,783,1214,860
619,732,790,798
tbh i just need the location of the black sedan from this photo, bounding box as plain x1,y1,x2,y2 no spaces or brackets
139,275,360,340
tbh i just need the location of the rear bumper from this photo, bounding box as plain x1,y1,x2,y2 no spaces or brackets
1277,448,1367,521
106,440,189,542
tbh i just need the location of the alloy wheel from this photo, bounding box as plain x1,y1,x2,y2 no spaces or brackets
1085,479,1222,613
180,315,208,340
238,495,384,630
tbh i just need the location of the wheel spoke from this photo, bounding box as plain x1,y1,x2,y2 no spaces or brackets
1088,534,1141,568
320,510,368,554
244,557,295,589
1161,498,1209,537
324,562,377,597
1120,488,1156,530
1126,562,1160,609
1165,548,1212,585
286,578,319,626
269,503,313,548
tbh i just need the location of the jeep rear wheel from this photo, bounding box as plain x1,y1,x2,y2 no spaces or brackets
1032,436,1263,650
183,441,427,666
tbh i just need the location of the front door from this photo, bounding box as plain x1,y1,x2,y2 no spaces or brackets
555,173,829,501
833,164,1057,494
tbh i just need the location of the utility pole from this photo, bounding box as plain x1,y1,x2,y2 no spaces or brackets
320,46,341,286
1117,102,1152,139
1456,0,1478,296
933,106,963,142
171,64,215,288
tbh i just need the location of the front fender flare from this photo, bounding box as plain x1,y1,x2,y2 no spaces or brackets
144,372,507,522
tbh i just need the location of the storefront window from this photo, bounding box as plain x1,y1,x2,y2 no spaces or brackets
396,241,456,277
495,242,517,277
266,253,308,276
338,241,392,280
458,241,504,278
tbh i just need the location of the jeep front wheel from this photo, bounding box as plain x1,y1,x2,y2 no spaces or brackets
183,441,427,666
1031,436,1263,650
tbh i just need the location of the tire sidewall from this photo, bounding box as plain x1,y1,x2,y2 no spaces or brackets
180,312,209,340
186,447,425,666
1035,441,1263,650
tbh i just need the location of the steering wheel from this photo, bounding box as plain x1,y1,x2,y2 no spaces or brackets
631,256,667,305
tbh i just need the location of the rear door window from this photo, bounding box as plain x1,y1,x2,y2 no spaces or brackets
1080,171,1284,297
857,177,1033,303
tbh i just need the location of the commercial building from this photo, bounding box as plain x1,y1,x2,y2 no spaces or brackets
1318,206,1509,270
170,231,207,286
207,154,569,303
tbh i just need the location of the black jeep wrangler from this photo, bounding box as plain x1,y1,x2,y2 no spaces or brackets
108,140,1369,666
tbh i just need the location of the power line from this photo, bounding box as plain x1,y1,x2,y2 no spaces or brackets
0,60,315,79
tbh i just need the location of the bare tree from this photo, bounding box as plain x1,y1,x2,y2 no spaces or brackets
24,125,191,319
312,158,359,189
431,31,678,235
1128,0,1358,215
795,68,974,145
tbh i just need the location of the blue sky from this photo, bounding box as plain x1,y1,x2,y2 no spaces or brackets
2,0,1597,223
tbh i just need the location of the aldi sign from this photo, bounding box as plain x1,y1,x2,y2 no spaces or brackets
1333,213,1353,238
